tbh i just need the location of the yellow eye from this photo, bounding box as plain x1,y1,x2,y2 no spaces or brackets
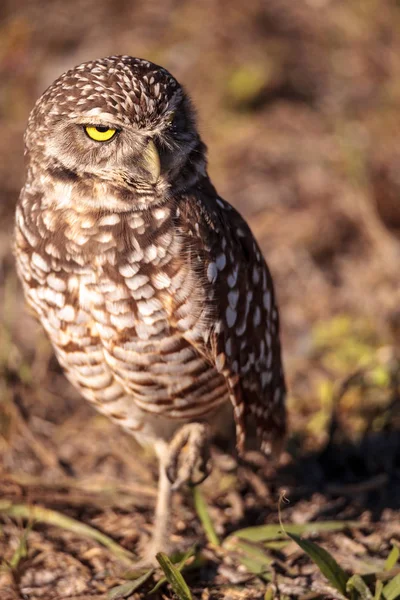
165,111,175,125
85,125,117,142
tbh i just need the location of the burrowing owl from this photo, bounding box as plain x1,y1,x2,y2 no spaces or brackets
15,56,286,562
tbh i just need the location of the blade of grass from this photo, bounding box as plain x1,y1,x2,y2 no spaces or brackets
232,539,273,579
192,486,220,546
235,540,274,566
149,546,195,594
385,548,399,572
156,552,192,600
0,500,135,564
224,521,363,544
346,574,373,600
375,546,400,599
7,523,32,570
264,540,290,550
375,580,384,600
239,555,272,580
287,532,348,596
264,587,275,600
120,566,155,580
226,538,273,566
107,569,154,599
382,573,400,600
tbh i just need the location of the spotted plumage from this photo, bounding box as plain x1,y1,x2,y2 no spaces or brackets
15,55,286,562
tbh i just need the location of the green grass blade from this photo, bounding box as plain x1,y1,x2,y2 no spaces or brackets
382,573,400,600
233,539,273,577
385,548,400,572
239,555,271,578
8,523,32,570
264,540,290,550
287,532,348,596
0,500,135,564
121,567,153,580
107,569,154,599
375,580,384,600
149,546,195,594
192,486,220,546
156,552,192,600
347,574,373,600
224,521,363,544
235,540,273,565
264,587,274,600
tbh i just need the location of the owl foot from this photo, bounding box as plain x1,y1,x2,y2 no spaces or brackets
166,422,212,490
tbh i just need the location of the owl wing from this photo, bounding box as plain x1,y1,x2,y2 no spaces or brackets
179,185,286,457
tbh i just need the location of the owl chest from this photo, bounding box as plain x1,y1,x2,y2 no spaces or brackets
70,262,223,412
17,203,220,409
76,216,212,346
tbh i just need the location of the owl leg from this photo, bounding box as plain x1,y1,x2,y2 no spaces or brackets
166,422,212,490
137,424,211,566
136,443,173,566
151,451,173,555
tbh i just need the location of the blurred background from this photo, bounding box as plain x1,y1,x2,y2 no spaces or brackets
0,0,400,595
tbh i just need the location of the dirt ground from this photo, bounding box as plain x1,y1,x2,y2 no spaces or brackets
0,1,400,598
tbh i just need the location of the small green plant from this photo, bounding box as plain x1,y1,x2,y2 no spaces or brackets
155,552,193,600
195,489,400,599
1,522,31,573
107,546,196,599
223,519,365,584
287,535,400,600
149,546,196,594
2,489,398,600
0,500,135,564
192,485,220,546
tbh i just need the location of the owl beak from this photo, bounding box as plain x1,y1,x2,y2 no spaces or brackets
142,139,160,184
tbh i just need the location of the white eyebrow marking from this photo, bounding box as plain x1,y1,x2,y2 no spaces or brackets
82,108,116,118
73,110,124,127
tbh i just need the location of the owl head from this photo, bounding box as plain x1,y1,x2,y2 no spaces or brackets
24,56,206,209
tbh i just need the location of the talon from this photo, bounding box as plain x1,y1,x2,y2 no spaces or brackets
186,460,212,487
165,423,212,490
